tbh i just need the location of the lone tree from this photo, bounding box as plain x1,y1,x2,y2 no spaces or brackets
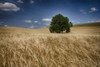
49,14,70,33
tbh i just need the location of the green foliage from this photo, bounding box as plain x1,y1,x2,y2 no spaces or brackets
66,23,70,33
49,14,70,33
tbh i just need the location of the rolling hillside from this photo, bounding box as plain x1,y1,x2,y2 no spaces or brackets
0,23,100,67
74,22,100,27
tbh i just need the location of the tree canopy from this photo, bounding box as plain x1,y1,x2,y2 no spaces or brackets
49,14,70,33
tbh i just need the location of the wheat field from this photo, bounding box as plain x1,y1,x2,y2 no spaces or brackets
0,26,100,67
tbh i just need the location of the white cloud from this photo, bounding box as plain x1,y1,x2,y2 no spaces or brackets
80,7,98,14
88,20,100,23
71,20,80,24
42,18,51,22
89,7,98,13
80,9,87,14
91,8,97,11
30,0,34,4
29,25,35,29
34,21,38,23
87,21,94,23
17,0,24,3
4,25,8,27
0,2,20,11
24,20,32,23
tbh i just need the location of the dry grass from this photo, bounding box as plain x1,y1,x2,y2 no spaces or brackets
0,27,100,67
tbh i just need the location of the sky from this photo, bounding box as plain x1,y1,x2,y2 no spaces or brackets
0,0,100,29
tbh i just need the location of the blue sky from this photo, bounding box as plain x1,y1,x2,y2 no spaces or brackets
0,0,100,29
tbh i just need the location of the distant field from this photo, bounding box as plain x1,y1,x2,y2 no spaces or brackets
0,24,100,67
74,22,100,27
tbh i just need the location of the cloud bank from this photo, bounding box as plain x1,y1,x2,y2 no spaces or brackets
34,21,39,23
24,20,32,23
42,18,51,22
80,7,98,14
0,2,20,11
89,7,98,13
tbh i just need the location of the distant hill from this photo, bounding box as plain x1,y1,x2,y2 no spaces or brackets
0,27,34,32
0,22,100,34
74,22,100,27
